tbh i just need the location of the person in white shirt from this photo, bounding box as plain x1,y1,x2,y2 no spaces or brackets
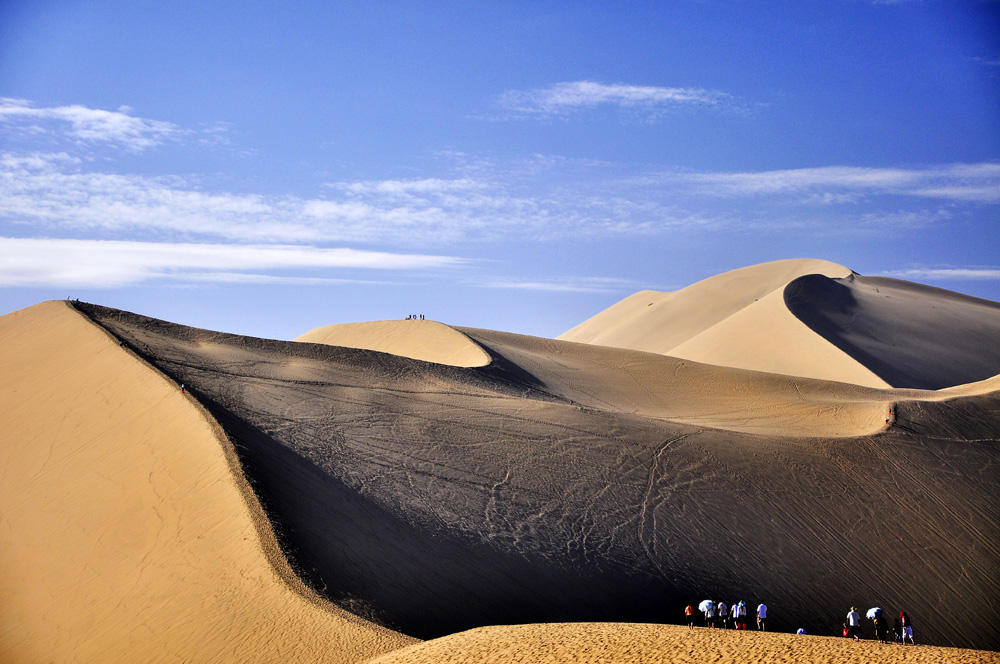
756,603,767,631
846,607,862,640
732,601,747,630
716,601,728,629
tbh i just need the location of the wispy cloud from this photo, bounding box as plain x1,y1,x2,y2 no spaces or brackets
0,237,463,287
0,98,182,151
496,81,732,118
877,266,1000,281
645,163,1000,203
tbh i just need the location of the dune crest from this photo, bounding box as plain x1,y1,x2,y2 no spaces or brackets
560,259,1000,389
297,320,491,367
0,302,414,663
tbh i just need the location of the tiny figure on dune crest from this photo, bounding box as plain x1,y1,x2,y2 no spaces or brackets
180,383,185,394
756,602,767,631
900,611,915,645
716,600,728,629
847,606,862,641
685,604,695,629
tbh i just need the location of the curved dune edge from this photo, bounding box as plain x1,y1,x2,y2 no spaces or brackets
0,301,415,663
296,320,491,368
368,622,999,664
557,258,889,387
557,258,852,353
668,285,889,388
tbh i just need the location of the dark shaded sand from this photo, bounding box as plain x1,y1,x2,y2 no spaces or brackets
785,273,1000,389
73,302,1000,651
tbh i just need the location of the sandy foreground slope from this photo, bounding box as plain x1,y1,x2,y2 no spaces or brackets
0,302,415,663
70,301,1000,653
369,623,1000,664
558,259,1000,389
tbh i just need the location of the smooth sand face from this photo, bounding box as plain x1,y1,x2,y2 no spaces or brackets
368,623,1000,664
296,320,491,368
558,259,1000,389
0,302,415,663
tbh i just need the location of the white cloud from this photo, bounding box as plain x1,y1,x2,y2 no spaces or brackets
877,267,1000,281
650,163,1000,203
497,81,731,117
0,237,464,287
0,99,182,151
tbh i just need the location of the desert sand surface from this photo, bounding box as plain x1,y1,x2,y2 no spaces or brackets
369,623,1000,664
0,301,414,663
62,290,999,653
559,259,1000,389
297,319,490,367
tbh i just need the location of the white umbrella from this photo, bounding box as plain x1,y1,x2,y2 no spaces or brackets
698,600,714,613
866,607,882,619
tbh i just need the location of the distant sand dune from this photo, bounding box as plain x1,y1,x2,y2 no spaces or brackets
297,320,490,368
0,302,414,663
559,258,1000,389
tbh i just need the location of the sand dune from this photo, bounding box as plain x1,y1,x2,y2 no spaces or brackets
558,259,1000,389
4,258,999,663
369,623,1000,664
296,320,490,367
0,302,414,663
65,301,999,653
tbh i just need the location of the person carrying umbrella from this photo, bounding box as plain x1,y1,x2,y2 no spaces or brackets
867,607,885,643
846,606,862,641
698,600,715,628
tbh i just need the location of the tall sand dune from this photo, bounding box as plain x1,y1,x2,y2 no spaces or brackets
0,302,414,663
559,259,1000,389
68,302,1000,651
296,320,490,367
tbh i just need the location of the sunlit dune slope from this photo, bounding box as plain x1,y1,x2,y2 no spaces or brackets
560,259,1000,389
0,302,414,664
296,320,490,367
368,622,1000,664
77,303,1000,650
558,258,851,353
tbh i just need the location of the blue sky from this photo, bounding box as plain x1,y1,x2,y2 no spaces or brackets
1,1,998,340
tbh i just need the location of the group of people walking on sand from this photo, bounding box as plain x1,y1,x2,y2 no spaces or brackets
685,600,765,631
685,601,917,644
845,606,915,645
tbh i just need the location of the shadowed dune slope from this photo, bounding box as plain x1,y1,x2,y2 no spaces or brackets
0,302,414,664
369,623,1000,664
296,320,490,367
784,274,1000,390
75,303,1000,651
